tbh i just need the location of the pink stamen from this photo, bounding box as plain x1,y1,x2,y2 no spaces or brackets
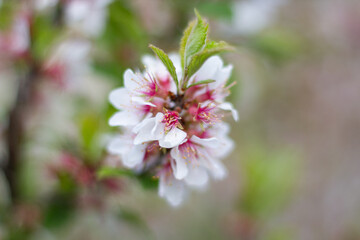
161,109,182,132
190,104,219,124
178,140,198,160
139,77,158,97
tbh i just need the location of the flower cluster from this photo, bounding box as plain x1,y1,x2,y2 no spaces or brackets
107,11,237,206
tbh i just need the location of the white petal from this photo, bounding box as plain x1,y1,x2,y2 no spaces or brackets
158,174,186,207
206,156,228,180
216,135,234,159
109,111,141,126
219,102,239,121
108,88,130,109
124,69,141,93
141,55,159,73
188,56,223,87
185,167,209,190
133,117,157,144
170,147,188,180
142,54,179,94
132,96,156,107
107,137,128,155
210,64,233,90
150,112,165,139
132,116,152,133
123,143,147,168
190,135,219,149
159,128,187,148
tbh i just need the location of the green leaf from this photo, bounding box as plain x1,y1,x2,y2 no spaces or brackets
182,9,209,68
186,79,215,89
149,44,179,90
97,167,134,179
186,40,234,78
180,19,196,69
137,174,159,190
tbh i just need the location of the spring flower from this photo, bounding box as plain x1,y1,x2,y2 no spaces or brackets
108,54,237,206
107,11,237,206
108,54,180,127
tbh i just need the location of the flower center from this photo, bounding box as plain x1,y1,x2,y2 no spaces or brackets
179,141,198,160
191,104,219,124
162,109,182,132
138,78,157,98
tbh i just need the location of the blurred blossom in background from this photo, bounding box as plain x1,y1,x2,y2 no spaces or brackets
0,0,360,240
232,0,286,35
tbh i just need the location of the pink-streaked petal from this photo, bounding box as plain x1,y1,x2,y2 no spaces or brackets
170,147,188,180
109,111,141,126
219,102,239,121
159,128,187,148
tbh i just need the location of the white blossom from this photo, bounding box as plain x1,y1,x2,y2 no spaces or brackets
108,54,237,206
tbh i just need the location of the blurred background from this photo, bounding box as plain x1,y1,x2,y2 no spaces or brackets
0,0,360,239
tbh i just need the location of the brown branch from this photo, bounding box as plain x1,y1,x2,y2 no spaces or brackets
3,65,39,204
